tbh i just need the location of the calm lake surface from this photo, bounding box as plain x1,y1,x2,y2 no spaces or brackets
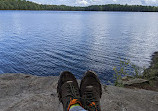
0,11,158,83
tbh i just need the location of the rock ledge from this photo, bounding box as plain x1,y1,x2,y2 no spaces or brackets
0,73,158,111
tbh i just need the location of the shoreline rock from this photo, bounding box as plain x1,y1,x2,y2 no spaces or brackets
0,73,158,111
116,51,158,91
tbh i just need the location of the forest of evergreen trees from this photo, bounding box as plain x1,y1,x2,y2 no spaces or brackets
0,0,158,12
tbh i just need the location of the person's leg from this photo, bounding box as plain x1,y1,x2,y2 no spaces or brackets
80,71,102,111
57,71,86,111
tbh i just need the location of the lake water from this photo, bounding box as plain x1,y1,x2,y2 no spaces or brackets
0,11,158,83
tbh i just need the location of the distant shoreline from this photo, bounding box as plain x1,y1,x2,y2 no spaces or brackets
0,0,158,12
0,10,158,13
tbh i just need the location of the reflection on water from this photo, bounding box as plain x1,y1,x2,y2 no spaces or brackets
0,11,158,83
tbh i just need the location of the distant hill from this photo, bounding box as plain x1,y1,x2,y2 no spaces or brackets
0,0,158,12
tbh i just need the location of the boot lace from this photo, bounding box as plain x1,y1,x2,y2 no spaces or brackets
62,82,81,111
82,91,99,111
66,81,80,98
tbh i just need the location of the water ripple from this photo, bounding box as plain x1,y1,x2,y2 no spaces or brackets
0,11,158,83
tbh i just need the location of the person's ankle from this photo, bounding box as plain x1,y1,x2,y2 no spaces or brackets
67,99,82,111
70,103,81,109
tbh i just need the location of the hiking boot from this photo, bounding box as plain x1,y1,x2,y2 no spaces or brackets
57,71,81,111
80,71,102,111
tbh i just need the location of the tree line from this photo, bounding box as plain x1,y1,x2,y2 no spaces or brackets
0,0,158,12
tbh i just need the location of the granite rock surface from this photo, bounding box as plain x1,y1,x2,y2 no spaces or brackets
0,73,158,111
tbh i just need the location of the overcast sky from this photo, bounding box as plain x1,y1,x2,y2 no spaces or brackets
29,0,158,6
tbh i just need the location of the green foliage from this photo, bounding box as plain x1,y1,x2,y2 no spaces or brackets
0,0,85,10
85,4,158,12
113,52,158,87
0,0,158,12
113,59,142,86
143,52,158,80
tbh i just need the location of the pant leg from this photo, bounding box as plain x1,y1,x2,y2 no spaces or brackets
69,106,87,111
